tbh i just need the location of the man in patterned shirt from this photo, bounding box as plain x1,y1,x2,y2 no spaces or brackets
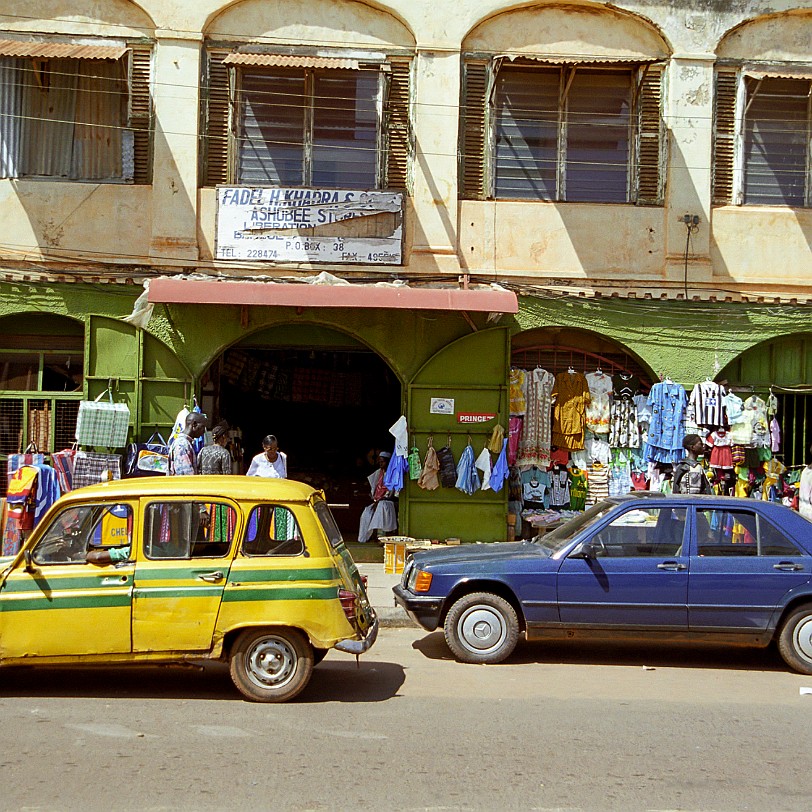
168,412,207,475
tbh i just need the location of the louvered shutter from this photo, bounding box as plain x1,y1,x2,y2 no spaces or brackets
203,48,231,186
713,69,738,205
636,65,664,205
385,58,411,192
129,44,152,184
460,60,488,200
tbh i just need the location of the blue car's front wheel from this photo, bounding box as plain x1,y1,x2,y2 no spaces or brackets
444,592,520,664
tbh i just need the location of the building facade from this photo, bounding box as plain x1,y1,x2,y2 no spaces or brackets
1,1,812,540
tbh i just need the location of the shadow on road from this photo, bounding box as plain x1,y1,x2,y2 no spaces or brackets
0,658,406,703
412,631,789,673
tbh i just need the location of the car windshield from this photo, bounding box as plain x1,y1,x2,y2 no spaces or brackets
533,501,616,556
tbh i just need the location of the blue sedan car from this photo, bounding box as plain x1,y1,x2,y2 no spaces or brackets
393,494,812,673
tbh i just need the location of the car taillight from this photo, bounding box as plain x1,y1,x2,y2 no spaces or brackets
361,575,368,588
338,587,357,621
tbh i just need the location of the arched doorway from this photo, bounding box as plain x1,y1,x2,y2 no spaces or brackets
200,324,401,537
0,313,85,492
508,326,657,538
718,333,812,467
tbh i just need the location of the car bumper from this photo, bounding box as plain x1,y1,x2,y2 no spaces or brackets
334,613,379,655
393,584,443,632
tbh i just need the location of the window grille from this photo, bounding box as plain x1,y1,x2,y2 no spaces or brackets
461,60,664,204
511,345,652,388
714,70,812,208
202,50,412,192
0,46,152,183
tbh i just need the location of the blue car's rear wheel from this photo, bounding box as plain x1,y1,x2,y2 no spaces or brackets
444,592,519,664
778,605,812,675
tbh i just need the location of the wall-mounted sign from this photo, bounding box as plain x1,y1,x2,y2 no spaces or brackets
430,398,455,415
215,187,403,264
457,412,497,424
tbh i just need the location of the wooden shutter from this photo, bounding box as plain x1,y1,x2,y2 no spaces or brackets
129,44,152,184
203,48,231,186
713,68,738,205
385,58,411,192
460,60,488,200
636,65,663,205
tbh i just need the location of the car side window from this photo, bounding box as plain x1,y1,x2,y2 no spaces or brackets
33,503,132,565
586,507,687,558
242,505,303,557
695,509,803,557
144,501,236,559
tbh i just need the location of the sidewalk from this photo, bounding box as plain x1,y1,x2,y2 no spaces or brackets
356,562,413,628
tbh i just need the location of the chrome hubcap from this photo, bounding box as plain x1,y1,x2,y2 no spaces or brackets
795,617,812,663
245,636,296,688
459,606,507,654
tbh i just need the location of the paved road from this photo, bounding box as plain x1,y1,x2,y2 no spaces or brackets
1,628,811,811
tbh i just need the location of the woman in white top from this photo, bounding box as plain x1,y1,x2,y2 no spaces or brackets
246,435,288,478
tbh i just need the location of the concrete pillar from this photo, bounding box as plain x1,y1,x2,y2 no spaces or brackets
409,50,461,275
664,54,716,285
150,31,202,262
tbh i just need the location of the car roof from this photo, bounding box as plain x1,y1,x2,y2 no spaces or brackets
606,491,795,514
58,476,318,504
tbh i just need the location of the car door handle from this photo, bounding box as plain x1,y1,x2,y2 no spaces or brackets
773,562,804,572
101,576,129,585
197,571,224,582
657,561,687,571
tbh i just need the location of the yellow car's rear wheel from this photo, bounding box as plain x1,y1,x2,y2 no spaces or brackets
229,628,314,702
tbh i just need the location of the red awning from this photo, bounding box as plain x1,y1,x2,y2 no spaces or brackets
148,278,518,314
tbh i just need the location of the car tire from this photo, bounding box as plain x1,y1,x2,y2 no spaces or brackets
229,628,314,702
444,592,519,664
778,605,812,675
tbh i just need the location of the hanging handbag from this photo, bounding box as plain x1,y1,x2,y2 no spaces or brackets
125,433,170,477
51,446,78,493
72,451,122,489
75,389,130,448
6,444,45,479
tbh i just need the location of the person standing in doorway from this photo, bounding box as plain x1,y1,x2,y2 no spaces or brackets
357,451,398,542
246,435,288,479
198,421,233,475
168,412,207,475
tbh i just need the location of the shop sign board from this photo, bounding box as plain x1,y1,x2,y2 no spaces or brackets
215,187,403,264
457,412,497,424
430,398,455,415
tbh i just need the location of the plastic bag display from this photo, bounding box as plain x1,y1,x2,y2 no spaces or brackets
125,433,170,477
417,438,440,490
75,390,130,448
436,442,457,489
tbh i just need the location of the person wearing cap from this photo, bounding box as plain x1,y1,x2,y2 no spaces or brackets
357,451,398,543
198,421,234,475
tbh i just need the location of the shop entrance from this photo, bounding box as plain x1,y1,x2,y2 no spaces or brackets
718,332,812,468
200,327,401,539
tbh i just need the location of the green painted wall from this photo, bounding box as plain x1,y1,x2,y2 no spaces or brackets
6,281,812,541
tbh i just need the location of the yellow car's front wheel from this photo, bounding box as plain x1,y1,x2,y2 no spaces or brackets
229,628,314,702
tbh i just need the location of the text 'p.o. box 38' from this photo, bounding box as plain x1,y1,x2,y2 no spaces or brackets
215,187,403,264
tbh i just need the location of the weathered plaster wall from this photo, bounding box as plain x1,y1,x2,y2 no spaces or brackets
1,1,811,294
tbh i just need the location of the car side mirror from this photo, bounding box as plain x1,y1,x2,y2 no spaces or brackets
571,541,596,560
24,549,35,573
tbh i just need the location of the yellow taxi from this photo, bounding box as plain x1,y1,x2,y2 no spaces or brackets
0,476,377,702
